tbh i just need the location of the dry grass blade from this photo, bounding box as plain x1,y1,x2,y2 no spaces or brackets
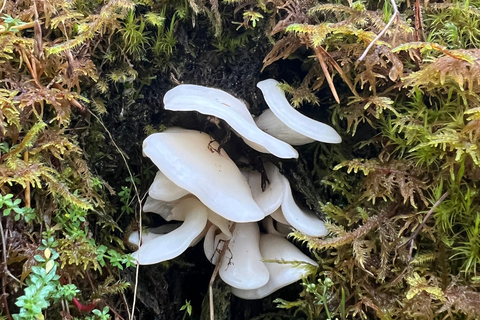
314,46,340,103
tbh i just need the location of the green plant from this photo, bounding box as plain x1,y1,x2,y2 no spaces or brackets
0,194,35,222
180,300,192,320
13,232,79,320
81,307,111,320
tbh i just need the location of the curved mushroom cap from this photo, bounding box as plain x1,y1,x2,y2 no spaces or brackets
127,224,181,247
255,109,315,145
256,79,342,144
203,224,232,265
143,128,265,223
246,163,285,216
164,84,298,159
149,171,189,201
280,175,328,237
231,234,318,300
132,197,208,265
219,223,270,290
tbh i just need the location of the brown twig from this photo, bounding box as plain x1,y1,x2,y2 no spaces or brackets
392,192,449,285
358,0,399,61
24,151,30,208
209,223,236,320
0,217,13,320
405,191,449,263
88,110,138,320
313,46,340,104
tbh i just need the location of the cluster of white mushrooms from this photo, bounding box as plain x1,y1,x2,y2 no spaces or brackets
128,79,341,300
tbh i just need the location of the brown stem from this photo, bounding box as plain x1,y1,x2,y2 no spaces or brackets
313,46,340,104
209,223,236,320
406,191,449,263
24,151,30,208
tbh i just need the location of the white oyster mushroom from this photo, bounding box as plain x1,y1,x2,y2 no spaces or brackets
127,224,181,247
280,175,328,237
256,79,342,144
246,162,285,216
231,234,318,300
255,109,315,145
149,170,189,201
143,128,265,223
163,84,298,159
218,223,270,290
144,195,232,237
203,224,232,265
132,197,208,265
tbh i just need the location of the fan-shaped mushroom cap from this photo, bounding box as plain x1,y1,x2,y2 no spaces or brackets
143,128,265,223
246,163,285,216
219,223,270,290
280,176,328,237
256,79,342,144
255,109,315,145
163,84,298,159
203,224,232,265
127,224,181,247
132,197,208,265
231,234,318,300
149,171,189,201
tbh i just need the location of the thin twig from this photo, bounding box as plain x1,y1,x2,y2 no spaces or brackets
313,46,340,103
88,110,141,320
405,191,449,263
358,0,399,61
392,191,449,285
209,224,236,320
24,151,30,208
0,217,13,320
0,0,6,17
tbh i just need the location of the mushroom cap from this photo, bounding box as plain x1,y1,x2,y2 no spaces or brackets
219,223,270,290
143,128,265,223
280,175,328,237
231,234,318,300
257,79,342,144
246,163,285,216
149,170,189,201
255,109,315,145
163,84,298,159
203,224,232,265
132,197,208,265
127,224,181,247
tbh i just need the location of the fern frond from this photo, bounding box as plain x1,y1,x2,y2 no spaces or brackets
290,213,383,251
3,122,47,160
308,3,362,16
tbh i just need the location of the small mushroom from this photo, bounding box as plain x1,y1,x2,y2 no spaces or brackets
218,223,270,290
127,224,181,247
231,234,318,300
143,128,265,223
163,84,298,159
256,79,342,145
280,176,328,237
245,162,285,216
132,197,208,265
